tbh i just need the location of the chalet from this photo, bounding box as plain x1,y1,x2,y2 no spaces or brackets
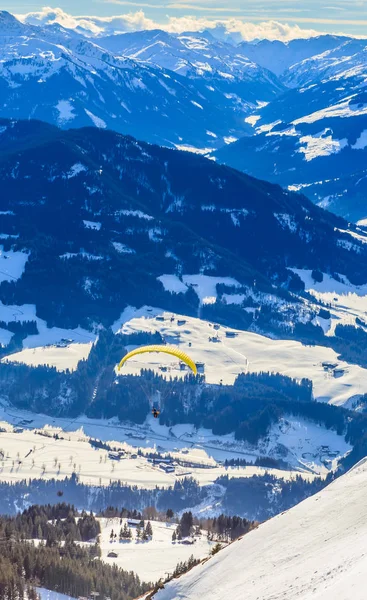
153,457,172,465
107,551,118,558
177,319,187,326
159,463,175,473
225,331,238,338
155,316,165,322
108,452,121,461
127,518,143,527
195,362,205,373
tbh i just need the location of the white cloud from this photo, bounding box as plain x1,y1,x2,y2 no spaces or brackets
16,6,156,35
15,6,325,41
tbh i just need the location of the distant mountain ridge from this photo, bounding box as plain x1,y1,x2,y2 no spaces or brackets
1,118,367,335
0,11,284,150
0,9,366,217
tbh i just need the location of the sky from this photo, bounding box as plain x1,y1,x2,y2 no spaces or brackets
2,1,367,40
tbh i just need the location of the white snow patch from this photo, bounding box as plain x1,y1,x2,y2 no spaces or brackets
55,100,75,125
158,275,188,294
182,275,241,306
222,294,245,305
293,99,367,125
37,589,76,600
118,209,154,220
223,136,238,145
175,144,213,155
244,115,260,126
112,242,135,254
84,109,107,129
66,163,87,178
275,213,297,232
5,343,93,372
298,132,348,161
0,247,28,283
352,129,367,150
83,220,101,230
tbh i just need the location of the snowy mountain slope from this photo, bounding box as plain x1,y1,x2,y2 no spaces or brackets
216,104,367,220
215,36,367,219
283,38,367,88
97,29,284,110
152,458,367,600
0,11,255,149
238,35,352,76
115,306,367,407
3,116,367,355
3,119,367,338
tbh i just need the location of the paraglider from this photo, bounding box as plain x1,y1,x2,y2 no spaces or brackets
118,345,197,420
118,345,197,375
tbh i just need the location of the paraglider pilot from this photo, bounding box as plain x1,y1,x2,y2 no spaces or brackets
152,407,160,419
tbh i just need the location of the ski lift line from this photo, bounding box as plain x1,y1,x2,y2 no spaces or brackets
0,269,18,281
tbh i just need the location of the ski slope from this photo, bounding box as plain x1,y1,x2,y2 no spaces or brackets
115,306,367,407
153,459,367,600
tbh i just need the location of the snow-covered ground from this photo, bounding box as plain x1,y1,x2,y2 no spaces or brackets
37,589,76,600
291,268,367,341
0,300,95,350
0,400,348,490
158,274,241,305
0,247,28,283
115,306,367,407
97,517,215,582
5,343,92,371
153,458,367,600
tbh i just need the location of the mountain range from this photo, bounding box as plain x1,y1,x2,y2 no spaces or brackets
0,10,366,220
216,37,367,221
1,118,367,337
0,11,282,150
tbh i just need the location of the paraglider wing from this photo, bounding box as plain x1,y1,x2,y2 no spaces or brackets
118,345,197,375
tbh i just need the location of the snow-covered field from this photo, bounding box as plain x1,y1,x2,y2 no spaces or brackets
153,458,367,600
292,268,367,340
3,270,367,410
0,398,349,492
97,518,215,582
5,343,92,371
0,247,28,283
115,305,367,407
0,299,95,350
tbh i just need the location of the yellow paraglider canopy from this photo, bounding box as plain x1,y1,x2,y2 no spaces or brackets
118,345,197,375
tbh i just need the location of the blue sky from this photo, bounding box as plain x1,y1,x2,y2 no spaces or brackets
3,0,367,37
